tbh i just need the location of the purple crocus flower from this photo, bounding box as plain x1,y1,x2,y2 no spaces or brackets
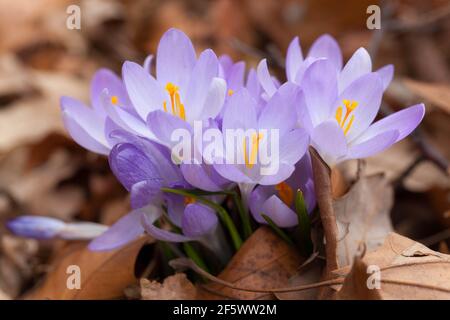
122,28,226,148
211,84,309,201
60,61,159,156
298,59,425,166
258,34,393,99
249,154,315,228
88,131,224,253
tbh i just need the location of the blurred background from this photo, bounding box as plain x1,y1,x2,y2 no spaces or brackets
0,0,449,299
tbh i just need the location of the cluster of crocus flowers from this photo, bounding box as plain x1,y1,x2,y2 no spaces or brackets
8,28,424,264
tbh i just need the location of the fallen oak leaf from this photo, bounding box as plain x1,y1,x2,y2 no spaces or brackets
140,273,197,300
333,233,450,299
26,237,151,300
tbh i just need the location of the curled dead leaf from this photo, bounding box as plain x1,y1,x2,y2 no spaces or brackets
333,233,450,299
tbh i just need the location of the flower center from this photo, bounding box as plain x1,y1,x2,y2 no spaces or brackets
335,99,358,135
243,132,263,169
227,89,234,96
275,182,294,207
163,82,186,121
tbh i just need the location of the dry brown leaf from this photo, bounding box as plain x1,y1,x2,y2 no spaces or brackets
404,78,450,114
0,70,88,152
27,237,150,299
198,227,303,300
140,273,197,300
334,174,394,268
0,147,83,219
0,288,10,300
333,233,450,299
275,258,324,300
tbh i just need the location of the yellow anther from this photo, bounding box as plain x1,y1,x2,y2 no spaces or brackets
275,182,294,207
335,99,358,135
163,82,186,120
344,115,354,135
165,82,178,95
228,89,234,96
111,95,119,105
243,132,264,169
335,106,343,124
179,104,186,121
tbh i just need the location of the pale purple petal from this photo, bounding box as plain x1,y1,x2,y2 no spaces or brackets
60,96,110,155
293,56,321,85
91,68,130,115
307,34,343,70
246,68,261,98
347,130,399,159
182,204,218,238
286,36,303,82
353,103,425,144
146,110,192,148
260,195,298,228
278,128,309,164
258,83,300,136
141,213,191,242
181,163,231,192
196,78,226,121
257,59,277,97
222,88,258,131
338,48,372,93
100,89,155,138
109,143,162,191
122,61,165,120
88,206,161,251
213,163,255,184
311,120,347,165
226,61,246,90
375,64,394,91
130,180,162,209
184,49,219,120
156,28,196,89
301,59,338,126
258,163,295,185
108,130,185,186
335,72,383,141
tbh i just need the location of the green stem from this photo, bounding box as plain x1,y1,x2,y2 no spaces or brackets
183,242,210,273
261,214,294,246
161,188,243,251
295,190,313,256
232,192,252,239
